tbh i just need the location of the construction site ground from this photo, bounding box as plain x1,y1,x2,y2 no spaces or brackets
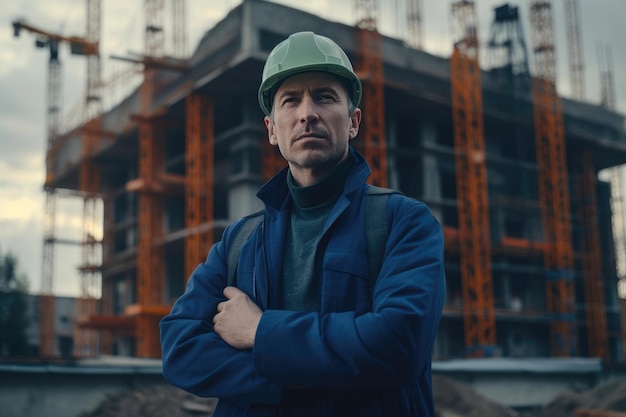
78,374,626,417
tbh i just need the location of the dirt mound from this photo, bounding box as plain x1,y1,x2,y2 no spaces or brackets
80,376,626,417
527,379,626,417
79,376,517,417
433,374,519,417
78,384,217,417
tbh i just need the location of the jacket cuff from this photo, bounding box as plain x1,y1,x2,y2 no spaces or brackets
253,309,289,379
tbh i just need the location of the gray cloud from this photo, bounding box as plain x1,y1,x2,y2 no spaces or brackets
0,66,47,159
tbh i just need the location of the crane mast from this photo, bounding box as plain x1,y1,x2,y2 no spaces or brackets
172,0,187,58
598,44,616,110
406,0,422,49
44,38,62,359
564,0,584,100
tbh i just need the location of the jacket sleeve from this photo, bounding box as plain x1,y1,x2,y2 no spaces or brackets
253,197,445,390
159,223,283,405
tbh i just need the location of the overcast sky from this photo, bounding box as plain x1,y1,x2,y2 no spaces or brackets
0,0,624,297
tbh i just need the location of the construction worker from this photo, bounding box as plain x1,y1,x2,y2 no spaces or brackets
160,31,445,417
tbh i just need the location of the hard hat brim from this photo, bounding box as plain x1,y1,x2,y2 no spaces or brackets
258,63,362,116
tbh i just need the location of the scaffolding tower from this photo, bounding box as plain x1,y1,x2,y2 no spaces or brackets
449,0,496,357
354,0,388,187
529,0,577,357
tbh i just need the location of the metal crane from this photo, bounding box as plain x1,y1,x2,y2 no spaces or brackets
406,0,423,50
564,0,584,100
12,19,98,358
486,3,530,90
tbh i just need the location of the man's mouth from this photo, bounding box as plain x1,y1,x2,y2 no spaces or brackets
296,132,326,141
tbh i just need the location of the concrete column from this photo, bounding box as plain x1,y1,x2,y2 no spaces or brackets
228,99,264,222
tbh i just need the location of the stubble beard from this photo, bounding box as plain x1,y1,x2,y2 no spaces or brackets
282,125,349,175
289,143,347,175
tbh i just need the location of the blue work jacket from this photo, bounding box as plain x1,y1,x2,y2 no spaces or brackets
160,149,446,417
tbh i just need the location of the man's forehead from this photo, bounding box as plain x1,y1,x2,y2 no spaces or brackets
277,72,346,92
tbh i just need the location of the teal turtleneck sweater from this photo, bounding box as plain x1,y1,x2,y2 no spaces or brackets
281,158,353,311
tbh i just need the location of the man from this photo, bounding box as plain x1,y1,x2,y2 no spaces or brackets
160,31,445,417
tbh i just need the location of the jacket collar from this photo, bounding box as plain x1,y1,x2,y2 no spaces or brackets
257,147,371,213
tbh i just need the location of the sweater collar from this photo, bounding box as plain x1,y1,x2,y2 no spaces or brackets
287,157,352,209
257,147,372,212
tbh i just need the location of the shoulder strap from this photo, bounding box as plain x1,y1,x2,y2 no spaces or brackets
226,212,264,286
365,185,399,290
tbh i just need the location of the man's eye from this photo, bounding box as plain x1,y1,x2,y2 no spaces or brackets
318,94,335,101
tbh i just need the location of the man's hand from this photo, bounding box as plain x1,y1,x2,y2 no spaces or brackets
213,286,263,350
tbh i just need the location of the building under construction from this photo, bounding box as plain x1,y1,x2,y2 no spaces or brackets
39,0,626,362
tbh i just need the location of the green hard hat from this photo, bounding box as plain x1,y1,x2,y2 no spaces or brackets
258,31,362,116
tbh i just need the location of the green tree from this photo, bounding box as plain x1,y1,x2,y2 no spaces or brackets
0,249,30,357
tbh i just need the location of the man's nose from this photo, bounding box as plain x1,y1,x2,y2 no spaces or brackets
299,96,319,125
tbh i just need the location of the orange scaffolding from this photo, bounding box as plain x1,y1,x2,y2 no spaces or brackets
354,0,388,188
124,65,166,358
75,118,102,357
130,114,168,357
530,0,577,357
533,76,577,357
120,0,169,358
78,0,104,357
184,93,215,280
450,0,496,357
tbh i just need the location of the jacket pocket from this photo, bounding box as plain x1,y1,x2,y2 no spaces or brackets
322,250,371,314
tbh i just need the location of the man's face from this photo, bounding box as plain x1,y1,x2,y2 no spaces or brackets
264,72,361,184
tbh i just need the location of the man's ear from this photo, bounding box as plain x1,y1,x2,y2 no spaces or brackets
348,108,362,140
265,116,277,145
